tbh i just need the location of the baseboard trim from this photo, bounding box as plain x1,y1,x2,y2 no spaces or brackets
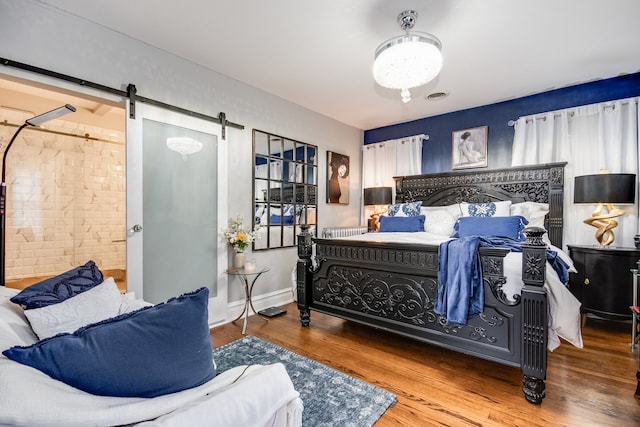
208,288,294,328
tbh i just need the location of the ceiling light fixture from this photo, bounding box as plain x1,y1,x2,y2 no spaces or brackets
373,10,443,103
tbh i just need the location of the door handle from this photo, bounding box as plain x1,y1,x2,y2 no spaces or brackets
128,224,143,233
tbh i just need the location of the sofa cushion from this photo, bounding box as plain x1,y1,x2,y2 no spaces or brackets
3,287,215,398
24,277,124,340
10,261,104,309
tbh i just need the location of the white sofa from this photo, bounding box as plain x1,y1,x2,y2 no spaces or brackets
0,286,303,427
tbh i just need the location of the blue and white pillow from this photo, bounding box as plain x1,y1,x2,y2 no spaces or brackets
282,204,295,217
460,200,511,217
387,201,422,217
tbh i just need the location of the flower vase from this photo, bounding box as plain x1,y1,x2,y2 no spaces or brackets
233,251,245,269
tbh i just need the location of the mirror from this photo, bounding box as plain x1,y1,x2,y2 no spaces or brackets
253,129,317,250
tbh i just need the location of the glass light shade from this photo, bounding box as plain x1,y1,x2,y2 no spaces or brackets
166,137,203,157
373,32,443,91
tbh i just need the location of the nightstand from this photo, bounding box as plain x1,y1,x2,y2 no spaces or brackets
568,245,640,321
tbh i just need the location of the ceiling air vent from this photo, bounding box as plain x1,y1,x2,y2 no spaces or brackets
425,91,449,101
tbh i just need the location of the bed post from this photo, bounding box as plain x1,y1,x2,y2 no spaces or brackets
520,227,548,404
296,225,313,326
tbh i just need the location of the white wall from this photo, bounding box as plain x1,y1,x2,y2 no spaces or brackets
0,0,363,304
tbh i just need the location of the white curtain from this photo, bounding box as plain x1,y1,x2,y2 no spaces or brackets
361,134,424,224
362,134,424,188
511,97,639,248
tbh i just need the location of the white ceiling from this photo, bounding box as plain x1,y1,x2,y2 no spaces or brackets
29,0,640,130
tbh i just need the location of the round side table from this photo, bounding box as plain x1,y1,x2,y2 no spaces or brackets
226,266,270,334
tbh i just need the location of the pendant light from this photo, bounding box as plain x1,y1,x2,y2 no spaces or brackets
373,10,443,103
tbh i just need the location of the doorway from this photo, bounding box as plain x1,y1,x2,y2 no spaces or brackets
0,76,127,291
126,102,228,323
0,74,229,325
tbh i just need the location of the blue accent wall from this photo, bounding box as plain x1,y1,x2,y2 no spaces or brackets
364,73,640,173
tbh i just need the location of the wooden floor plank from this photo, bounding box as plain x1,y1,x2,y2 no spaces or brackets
210,304,640,426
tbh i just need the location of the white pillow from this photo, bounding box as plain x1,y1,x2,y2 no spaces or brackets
510,201,549,229
545,261,583,349
420,204,462,236
118,298,153,314
24,277,124,340
460,200,511,217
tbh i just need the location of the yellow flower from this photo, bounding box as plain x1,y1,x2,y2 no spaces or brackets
220,215,261,253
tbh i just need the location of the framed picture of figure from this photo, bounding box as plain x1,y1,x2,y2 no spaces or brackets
326,151,349,204
452,126,488,170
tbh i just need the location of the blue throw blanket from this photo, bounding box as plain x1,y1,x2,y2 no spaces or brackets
435,236,570,325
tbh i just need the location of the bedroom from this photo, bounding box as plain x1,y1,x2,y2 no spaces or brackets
1,0,640,425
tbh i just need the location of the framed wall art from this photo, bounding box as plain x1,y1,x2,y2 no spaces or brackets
452,126,488,170
326,151,349,204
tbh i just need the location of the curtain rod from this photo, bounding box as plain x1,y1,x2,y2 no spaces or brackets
1,120,123,144
507,98,637,126
0,57,244,138
363,134,429,148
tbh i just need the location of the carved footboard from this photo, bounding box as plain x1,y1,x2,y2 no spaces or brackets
296,227,548,404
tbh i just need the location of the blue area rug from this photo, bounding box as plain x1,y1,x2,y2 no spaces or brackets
213,335,397,427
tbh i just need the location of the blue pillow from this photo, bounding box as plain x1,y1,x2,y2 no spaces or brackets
379,215,425,232
10,260,104,309
453,215,529,241
387,201,422,217
270,214,294,224
3,287,216,398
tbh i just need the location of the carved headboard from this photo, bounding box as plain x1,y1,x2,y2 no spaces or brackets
393,162,567,247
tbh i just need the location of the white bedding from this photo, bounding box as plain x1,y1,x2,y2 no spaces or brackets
335,232,583,351
0,287,303,427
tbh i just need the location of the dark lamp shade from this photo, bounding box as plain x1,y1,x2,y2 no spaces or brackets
574,173,636,204
363,187,392,206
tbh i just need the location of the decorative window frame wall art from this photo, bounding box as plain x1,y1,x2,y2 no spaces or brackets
452,126,488,170
326,151,350,204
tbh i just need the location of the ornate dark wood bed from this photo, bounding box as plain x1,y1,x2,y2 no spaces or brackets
296,162,567,404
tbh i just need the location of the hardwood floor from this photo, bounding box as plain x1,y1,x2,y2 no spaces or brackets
210,303,640,426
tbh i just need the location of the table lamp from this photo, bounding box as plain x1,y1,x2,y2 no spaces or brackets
363,187,392,231
574,173,636,246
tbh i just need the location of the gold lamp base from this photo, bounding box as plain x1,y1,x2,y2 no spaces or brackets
368,205,388,231
584,203,625,246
